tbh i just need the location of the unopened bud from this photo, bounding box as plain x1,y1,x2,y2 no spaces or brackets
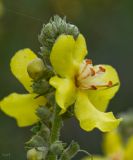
27,58,46,80
50,141,64,154
27,148,38,160
27,147,47,160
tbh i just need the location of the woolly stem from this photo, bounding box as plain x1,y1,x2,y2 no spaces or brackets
47,103,62,160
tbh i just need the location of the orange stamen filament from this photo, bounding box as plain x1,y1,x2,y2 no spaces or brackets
80,81,114,90
76,59,116,90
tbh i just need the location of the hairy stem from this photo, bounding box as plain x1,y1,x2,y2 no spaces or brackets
51,103,62,143
47,103,62,160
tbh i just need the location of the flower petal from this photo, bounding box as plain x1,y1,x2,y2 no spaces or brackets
74,92,121,132
87,65,120,111
49,76,76,114
0,93,46,127
73,34,87,63
50,34,87,78
125,136,133,160
103,131,123,156
10,48,37,92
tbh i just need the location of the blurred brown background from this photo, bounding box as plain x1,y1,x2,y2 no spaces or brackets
0,0,133,159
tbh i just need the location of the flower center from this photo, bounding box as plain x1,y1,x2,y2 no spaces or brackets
76,59,115,90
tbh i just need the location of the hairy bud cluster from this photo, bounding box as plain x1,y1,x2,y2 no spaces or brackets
39,15,79,51
38,15,80,66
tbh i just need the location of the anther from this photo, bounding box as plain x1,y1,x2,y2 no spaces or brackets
85,59,92,64
91,85,97,90
99,66,106,72
108,81,113,87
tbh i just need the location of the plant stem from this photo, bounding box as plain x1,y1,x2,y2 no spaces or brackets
51,103,62,143
47,102,62,160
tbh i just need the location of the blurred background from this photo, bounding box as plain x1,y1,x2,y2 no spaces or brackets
0,0,133,159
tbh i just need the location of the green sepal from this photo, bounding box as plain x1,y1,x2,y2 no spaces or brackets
38,123,50,143
43,69,54,81
27,147,48,160
31,122,42,134
36,106,52,124
36,147,48,160
62,105,74,120
26,135,48,149
50,141,65,155
60,141,80,160
31,123,50,142
45,92,55,106
32,79,52,95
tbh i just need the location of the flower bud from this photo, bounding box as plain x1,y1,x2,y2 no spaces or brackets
27,148,38,160
27,58,46,80
50,141,64,154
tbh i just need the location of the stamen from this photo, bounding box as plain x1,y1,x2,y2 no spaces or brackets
99,66,106,72
91,85,97,90
85,59,92,64
80,62,89,75
104,82,119,90
90,68,95,76
77,60,117,91
80,73,90,80
80,81,115,90
96,66,106,74
108,81,113,87
78,59,93,80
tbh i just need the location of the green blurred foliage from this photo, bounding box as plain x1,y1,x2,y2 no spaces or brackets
0,0,4,17
0,0,133,159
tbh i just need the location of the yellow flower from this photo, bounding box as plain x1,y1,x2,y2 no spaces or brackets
49,34,121,132
103,130,133,160
83,131,133,160
0,49,46,127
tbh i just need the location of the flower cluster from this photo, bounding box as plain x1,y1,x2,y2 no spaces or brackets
0,33,121,132
0,15,122,160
